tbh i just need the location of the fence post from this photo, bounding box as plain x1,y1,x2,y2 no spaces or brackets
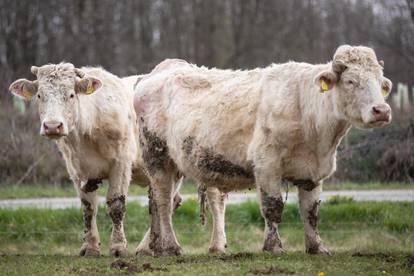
13,97,26,114
400,83,410,112
393,84,401,110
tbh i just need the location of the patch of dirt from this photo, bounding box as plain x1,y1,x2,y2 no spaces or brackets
174,253,255,264
353,252,414,272
111,260,141,273
218,252,254,262
351,252,396,263
110,260,168,274
250,266,295,275
403,255,414,271
141,262,168,272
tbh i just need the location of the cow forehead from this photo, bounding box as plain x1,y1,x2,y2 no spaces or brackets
36,65,76,94
336,47,383,74
36,64,76,82
345,65,382,79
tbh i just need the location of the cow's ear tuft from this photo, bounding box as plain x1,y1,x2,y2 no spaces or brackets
9,79,38,100
314,71,337,93
75,77,102,95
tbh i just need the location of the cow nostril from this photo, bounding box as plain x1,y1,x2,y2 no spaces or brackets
372,106,381,115
371,104,391,122
43,121,64,135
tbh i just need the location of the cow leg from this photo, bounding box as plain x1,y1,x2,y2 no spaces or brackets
136,178,183,256
76,180,100,256
258,184,284,253
254,155,284,253
297,183,331,255
206,187,227,254
107,163,131,257
149,175,183,256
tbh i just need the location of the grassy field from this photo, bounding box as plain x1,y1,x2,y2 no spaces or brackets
0,199,413,275
0,181,413,199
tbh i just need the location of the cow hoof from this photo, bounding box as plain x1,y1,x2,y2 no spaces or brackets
155,245,183,257
306,245,331,255
135,247,154,256
262,246,284,254
208,246,226,254
79,247,100,257
164,246,183,256
109,246,128,258
110,247,128,258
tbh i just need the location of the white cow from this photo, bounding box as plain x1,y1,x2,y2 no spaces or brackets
133,45,392,256
9,63,183,257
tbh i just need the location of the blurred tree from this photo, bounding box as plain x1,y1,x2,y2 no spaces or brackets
1,0,413,184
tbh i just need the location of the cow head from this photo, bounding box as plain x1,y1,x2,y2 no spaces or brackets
9,63,102,139
315,45,392,129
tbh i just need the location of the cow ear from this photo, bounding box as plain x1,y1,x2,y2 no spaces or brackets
381,77,392,99
314,71,337,93
75,77,102,95
9,79,38,100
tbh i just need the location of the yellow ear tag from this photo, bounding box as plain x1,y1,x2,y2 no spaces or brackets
23,89,33,99
85,81,94,95
320,79,329,93
381,88,387,98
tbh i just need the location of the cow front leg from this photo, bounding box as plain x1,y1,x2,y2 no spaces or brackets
297,182,331,255
76,180,101,256
258,184,284,253
206,187,227,254
254,158,285,253
107,163,131,257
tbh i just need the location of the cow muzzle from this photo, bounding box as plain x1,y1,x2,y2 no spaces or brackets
41,120,67,138
371,103,391,123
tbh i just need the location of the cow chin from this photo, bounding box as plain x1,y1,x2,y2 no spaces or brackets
353,116,391,130
45,133,67,140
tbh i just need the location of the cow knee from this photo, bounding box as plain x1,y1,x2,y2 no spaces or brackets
260,188,284,223
107,195,126,225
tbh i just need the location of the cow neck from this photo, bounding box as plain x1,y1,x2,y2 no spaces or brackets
309,75,351,156
63,96,96,148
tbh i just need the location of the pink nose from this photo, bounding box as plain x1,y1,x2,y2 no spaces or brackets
372,104,391,122
43,121,64,136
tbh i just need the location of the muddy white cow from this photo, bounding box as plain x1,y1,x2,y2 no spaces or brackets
134,45,392,256
9,63,183,257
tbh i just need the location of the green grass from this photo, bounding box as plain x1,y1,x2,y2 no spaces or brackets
1,252,412,275
0,181,413,199
0,200,413,275
323,181,414,191
0,181,198,199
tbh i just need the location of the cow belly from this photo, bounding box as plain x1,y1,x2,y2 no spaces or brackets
174,141,255,192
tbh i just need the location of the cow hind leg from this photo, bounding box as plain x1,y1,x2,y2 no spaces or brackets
136,179,183,256
149,174,183,256
76,180,101,257
206,186,227,254
297,183,331,255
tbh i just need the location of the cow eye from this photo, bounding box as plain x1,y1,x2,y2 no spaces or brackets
70,94,75,99
347,80,354,85
37,94,41,99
